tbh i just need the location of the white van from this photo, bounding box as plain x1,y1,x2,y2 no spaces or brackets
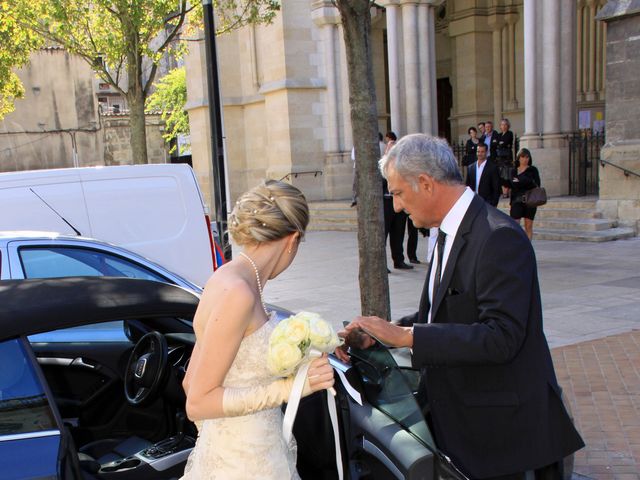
0,164,216,286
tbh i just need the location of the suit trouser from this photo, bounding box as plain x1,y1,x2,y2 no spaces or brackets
483,461,562,480
384,199,407,265
407,218,418,261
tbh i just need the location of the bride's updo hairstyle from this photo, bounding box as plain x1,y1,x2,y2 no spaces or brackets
228,179,309,246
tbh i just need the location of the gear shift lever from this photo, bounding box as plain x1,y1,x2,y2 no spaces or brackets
144,411,192,458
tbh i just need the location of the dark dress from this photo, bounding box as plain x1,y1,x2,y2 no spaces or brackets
495,130,514,184
509,165,541,220
463,139,480,167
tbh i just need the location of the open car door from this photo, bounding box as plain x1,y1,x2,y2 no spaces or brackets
332,345,469,480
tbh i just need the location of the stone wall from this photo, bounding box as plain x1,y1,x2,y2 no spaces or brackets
596,2,640,232
102,113,169,165
0,48,103,172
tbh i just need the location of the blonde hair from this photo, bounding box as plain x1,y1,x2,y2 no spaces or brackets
228,180,309,246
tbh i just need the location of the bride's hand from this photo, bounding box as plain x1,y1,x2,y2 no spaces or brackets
304,354,334,395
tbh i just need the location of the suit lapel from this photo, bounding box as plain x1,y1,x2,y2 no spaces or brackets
430,196,485,320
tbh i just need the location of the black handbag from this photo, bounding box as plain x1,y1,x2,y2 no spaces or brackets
523,187,547,207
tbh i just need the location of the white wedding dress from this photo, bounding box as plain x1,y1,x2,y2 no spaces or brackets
181,313,300,479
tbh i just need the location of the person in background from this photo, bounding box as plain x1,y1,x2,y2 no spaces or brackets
481,120,498,160
463,126,480,168
477,121,485,138
339,134,584,480
465,143,501,207
496,118,515,198
382,131,412,270
509,148,541,241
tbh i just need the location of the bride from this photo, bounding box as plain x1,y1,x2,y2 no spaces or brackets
181,180,334,479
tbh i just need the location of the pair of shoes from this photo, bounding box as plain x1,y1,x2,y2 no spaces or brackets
387,268,391,273
409,258,421,264
394,262,414,270
350,201,357,207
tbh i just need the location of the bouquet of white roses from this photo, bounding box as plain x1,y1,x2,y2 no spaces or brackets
267,311,340,377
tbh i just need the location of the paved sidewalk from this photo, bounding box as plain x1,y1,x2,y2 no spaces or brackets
263,231,640,479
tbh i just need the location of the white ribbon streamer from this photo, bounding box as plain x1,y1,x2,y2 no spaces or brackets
282,349,344,480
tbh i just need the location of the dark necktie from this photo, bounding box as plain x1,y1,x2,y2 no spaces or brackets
432,229,447,304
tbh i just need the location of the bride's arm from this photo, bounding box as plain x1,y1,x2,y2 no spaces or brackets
184,277,255,421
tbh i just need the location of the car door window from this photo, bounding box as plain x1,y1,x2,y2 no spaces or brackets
19,247,166,343
350,346,435,450
19,247,167,282
0,338,58,435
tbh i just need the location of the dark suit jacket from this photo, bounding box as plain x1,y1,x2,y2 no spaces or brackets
399,196,583,478
465,160,501,207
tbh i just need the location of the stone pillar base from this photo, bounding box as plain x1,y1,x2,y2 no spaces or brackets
323,151,354,201
519,134,543,149
597,142,640,232
524,134,569,196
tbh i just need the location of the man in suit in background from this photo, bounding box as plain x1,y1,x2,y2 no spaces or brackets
340,134,583,479
465,143,501,206
481,120,499,160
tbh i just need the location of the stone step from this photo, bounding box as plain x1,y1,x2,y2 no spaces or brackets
533,227,636,242
534,217,617,232
309,213,357,225
534,208,603,219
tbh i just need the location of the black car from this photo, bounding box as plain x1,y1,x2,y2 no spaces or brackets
0,277,468,479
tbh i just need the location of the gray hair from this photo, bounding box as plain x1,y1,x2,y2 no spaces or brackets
379,134,463,187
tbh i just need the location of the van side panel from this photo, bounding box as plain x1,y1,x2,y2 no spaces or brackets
0,182,91,236
79,166,213,286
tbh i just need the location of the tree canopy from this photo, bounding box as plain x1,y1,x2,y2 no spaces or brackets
0,2,42,118
9,0,280,162
145,66,188,151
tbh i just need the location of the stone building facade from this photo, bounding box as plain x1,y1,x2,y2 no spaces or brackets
186,0,612,210
0,48,169,172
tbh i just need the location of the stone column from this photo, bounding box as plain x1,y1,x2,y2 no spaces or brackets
418,3,432,135
313,10,341,153
586,0,598,101
385,2,402,133
577,1,585,101
542,0,561,136
596,1,640,233
490,17,504,122
506,15,518,110
522,0,540,142
337,24,353,152
401,1,420,134
428,4,438,136
560,0,577,134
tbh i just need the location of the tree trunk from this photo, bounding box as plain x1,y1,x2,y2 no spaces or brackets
335,0,390,319
126,38,148,165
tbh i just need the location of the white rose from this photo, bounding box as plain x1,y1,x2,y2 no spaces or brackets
309,317,337,351
284,316,310,346
268,341,303,376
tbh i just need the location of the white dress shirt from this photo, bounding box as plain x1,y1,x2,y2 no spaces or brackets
427,187,475,323
475,159,486,193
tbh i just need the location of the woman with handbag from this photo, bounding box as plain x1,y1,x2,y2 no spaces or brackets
509,148,541,240
496,118,515,198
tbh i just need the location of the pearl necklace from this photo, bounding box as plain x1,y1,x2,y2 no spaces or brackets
238,252,269,317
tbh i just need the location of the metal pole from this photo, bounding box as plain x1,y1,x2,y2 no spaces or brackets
202,0,231,260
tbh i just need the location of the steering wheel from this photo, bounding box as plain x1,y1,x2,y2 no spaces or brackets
124,332,168,406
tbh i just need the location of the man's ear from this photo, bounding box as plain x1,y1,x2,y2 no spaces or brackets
417,173,433,193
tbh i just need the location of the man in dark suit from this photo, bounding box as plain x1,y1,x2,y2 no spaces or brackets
481,120,499,160
340,134,583,479
465,143,501,206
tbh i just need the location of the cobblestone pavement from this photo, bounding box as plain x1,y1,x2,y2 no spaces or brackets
264,231,640,479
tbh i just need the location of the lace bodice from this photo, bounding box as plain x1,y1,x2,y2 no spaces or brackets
181,313,300,479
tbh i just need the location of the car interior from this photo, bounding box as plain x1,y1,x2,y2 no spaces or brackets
27,312,470,480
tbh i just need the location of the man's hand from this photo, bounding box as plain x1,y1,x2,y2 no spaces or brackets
340,316,413,349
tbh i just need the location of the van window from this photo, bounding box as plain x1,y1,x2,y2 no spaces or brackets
0,339,58,436
19,247,167,282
